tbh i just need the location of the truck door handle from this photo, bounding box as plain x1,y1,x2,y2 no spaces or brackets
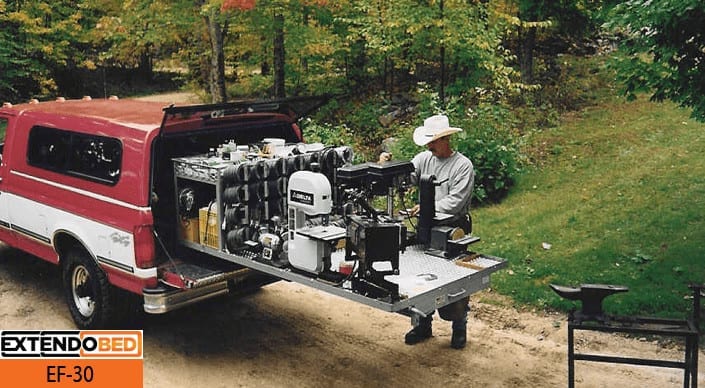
447,289,466,298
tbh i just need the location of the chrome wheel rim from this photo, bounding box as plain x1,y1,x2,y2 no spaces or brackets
71,265,95,317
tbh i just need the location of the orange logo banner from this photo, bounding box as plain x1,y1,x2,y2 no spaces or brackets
0,330,143,388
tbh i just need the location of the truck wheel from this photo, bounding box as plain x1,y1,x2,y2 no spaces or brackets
62,249,113,329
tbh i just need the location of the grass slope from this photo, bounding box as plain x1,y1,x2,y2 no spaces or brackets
475,96,705,318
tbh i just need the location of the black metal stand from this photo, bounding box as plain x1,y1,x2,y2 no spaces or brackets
555,284,702,388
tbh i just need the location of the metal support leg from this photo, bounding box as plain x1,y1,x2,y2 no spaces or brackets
684,338,691,388
685,336,699,388
690,284,701,388
568,324,575,388
693,340,698,388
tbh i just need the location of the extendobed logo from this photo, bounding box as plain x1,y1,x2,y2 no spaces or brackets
0,331,142,358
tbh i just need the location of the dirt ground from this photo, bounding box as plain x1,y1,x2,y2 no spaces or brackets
1,244,702,388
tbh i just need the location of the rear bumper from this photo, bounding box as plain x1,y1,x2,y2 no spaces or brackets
142,268,279,314
142,281,229,314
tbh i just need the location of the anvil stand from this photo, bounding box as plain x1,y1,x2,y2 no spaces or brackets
550,283,702,388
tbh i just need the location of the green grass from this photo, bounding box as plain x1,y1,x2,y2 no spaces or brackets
474,95,705,318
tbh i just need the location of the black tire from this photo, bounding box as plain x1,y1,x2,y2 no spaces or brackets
61,249,115,329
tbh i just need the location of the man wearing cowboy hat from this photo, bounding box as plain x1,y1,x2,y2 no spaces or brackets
406,114,475,349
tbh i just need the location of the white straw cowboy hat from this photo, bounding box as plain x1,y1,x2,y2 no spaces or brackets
413,114,463,146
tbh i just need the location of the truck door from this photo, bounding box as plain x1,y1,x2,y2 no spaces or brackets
0,113,17,244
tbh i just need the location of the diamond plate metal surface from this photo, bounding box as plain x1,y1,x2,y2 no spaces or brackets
331,245,502,299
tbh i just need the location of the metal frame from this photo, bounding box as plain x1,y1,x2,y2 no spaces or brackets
566,284,702,388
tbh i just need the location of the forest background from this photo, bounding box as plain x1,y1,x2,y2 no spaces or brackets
1,0,704,320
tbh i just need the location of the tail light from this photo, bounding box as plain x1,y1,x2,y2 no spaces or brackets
134,224,156,269
292,123,303,142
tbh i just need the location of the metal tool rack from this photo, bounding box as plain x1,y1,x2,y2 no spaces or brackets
173,156,231,250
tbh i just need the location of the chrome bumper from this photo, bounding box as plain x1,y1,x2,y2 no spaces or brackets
142,281,229,314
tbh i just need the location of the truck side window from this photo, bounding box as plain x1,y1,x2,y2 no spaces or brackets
27,126,122,185
0,117,7,155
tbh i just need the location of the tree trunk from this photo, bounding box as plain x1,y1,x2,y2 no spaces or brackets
519,21,537,84
205,10,227,103
138,51,153,82
440,44,446,107
349,39,367,89
301,7,309,73
273,12,286,98
439,0,445,108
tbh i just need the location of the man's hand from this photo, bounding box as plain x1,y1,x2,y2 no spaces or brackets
408,204,420,217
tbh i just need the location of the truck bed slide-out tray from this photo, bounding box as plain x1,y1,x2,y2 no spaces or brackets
177,241,506,316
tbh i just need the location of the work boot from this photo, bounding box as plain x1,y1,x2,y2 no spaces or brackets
405,317,432,345
450,329,466,349
450,317,467,349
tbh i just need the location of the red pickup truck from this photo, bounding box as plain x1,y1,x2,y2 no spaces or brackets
0,97,307,328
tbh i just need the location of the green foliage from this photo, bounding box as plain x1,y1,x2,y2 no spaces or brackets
218,0,347,99
0,24,35,100
299,119,361,161
607,0,705,121
86,0,195,70
0,0,94,100
0,0,605,119
627,252,653,265
227,73,272,98
509,53,619,147
457,104,520,203
0,117,7,140
517,0,597,36
541,54,617,111
337,1,519,98
339,97,390,160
